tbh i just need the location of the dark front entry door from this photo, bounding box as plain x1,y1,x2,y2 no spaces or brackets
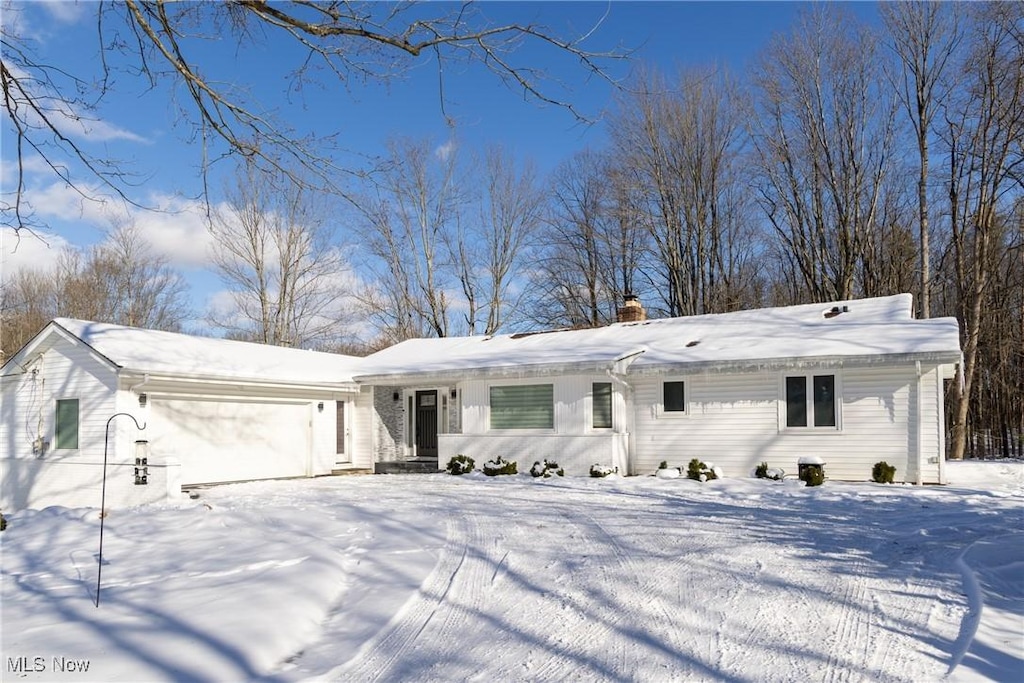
415,390,438,457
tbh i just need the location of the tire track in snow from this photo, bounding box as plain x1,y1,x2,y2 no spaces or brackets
329,510,490,681
526,503,696,681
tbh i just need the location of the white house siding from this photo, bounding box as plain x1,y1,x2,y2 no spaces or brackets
438,433,627,476
0,337,167,511
351,386,375,470
452,374,628,474
917,365,946,484
631,364,936,483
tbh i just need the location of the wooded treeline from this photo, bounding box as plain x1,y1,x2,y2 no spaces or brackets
2,3,1020,458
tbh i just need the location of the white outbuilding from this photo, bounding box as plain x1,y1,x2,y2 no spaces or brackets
1,319,371,511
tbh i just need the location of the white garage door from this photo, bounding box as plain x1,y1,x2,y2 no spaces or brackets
150,398,311,486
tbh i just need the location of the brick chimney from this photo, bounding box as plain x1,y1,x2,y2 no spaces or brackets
617,294,646,323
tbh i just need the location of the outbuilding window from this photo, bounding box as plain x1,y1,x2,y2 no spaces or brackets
784,374,837,428
490,384,554,430
55,398,79,449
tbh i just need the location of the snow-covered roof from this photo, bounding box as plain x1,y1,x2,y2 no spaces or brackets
4,318,362,386
356,294,961,382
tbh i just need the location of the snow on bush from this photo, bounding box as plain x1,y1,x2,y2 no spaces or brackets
754,462,784,481
483,456,518,476
531,460,564,478
446,454,475,475
656,467,680,479
590,464,617,478
686,458,720,482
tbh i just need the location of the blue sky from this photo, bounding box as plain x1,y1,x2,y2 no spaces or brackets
1,1,881,331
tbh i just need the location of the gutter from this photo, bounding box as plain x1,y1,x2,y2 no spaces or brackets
118,370,360,394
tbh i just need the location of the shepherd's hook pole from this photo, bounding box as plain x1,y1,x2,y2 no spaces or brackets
96,412,145,608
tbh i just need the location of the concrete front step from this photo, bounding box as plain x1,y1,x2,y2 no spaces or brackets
374,459,441,474
329,468,373,476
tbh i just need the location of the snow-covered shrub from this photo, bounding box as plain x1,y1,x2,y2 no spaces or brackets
445,454,475,475
483,456,518,476
686,458,718,482
531,460,564,478
656,467,680,479
872,461,896,484
754,462,784,481
590,464,616,478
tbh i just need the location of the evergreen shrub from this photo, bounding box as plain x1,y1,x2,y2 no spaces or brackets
686,458,719,482
445,454,475,475
754,462,784,481
531,460,565,478
483,456,518,476
800,465,825,487
872,461,897,484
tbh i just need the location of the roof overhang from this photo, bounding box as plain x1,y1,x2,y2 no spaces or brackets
354,350,961,385
1,321,120,377
117,369,360,395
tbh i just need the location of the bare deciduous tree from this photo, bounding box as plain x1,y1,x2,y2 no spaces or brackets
939,2,1024,460
2,1,624,232
451,146,543,335
611,65,757,316
0,222,190,359
530,149,646,328
208,163,353,348
882,0,963,318
360,137,462,342
752,5,899,303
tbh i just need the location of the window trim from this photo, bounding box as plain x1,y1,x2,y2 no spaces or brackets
487,382,556,432
55,398,80,450
656,378,689,418
779,372,842,432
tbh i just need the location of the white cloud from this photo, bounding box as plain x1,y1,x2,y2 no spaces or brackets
8,178,217,271
3,62,146,144
0,228,70,277
117,194,218,270
435,140,457,161
38,0,87,24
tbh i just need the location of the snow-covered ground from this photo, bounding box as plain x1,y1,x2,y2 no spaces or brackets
2,460,1022,682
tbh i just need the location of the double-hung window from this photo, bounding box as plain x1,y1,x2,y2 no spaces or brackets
592,382,613,429
489,384,554,430
55,398,80,449
784,374,838,429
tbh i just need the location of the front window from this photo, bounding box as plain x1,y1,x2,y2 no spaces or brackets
663,381,686,413
785,374,837,429
592,382,613,429
490,384,554,430
55,399,79,449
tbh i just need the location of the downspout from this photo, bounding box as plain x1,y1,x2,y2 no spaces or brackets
128,373,151,405
606,349,646,476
